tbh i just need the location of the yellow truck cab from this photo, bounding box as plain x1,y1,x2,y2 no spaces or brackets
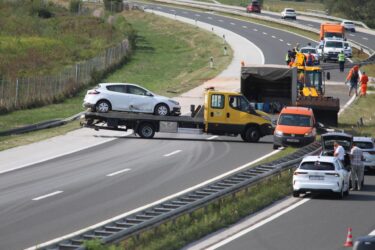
204,90,273,142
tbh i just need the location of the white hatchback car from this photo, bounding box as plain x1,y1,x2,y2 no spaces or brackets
341,20,356,32
353,137,375,172
293,155,351,199
281,8,297,20
83,83,181,116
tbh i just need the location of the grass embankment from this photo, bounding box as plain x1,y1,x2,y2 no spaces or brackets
0,1,128,78
0,10,232,150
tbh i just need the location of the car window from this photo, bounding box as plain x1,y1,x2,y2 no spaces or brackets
325,41,343,48
106,85,126,93
278,114,312,127
353,141,374,149
127,85,147,96
300,161,335,171
229,96,251,112
211,94,224,109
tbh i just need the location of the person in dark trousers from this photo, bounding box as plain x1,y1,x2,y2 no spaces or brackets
346,65,360,96
338,50,345,72
290,48,297,61
285,50,291,65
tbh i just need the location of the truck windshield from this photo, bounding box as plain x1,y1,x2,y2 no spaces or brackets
278,114,312,127
305,71,322,91
325,33,343,39
325,41,343,48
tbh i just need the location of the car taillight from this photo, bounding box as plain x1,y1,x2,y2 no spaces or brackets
325,172,340,177
294,171,307,175
88,90,100,95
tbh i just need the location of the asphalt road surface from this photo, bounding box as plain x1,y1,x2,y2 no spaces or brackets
0,4,361,249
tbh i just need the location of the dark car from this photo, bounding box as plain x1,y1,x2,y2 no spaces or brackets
246,0,261,13
353,235,375,250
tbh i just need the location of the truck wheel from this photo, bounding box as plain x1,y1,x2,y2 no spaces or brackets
95,100,111,113
138,123,155,139
243,127,260,142
154,104,170,116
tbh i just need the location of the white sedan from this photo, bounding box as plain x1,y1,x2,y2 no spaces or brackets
83,83,181,116
293,155,351,199
281,8,297,20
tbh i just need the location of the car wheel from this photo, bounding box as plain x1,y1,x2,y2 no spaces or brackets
293,191,300,198
337,184,344,199
243,126,260,142
273,144,279,150
138,123,155,139
95,100,111,113
344,185,349,196
154,103,170,116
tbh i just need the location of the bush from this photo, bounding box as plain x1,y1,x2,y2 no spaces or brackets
69,0,81,14
103,0,123,12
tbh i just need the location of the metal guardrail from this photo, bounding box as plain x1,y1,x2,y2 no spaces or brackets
36,141,321,250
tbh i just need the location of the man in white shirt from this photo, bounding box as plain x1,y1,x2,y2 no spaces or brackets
334,141,345,163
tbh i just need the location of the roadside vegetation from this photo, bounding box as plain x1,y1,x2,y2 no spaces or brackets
0,0,130,78
0,10,232,149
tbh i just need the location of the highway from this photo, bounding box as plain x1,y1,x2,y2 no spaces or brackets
0,4,365,250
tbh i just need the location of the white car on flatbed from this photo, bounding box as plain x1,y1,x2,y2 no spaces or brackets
293,155,351,199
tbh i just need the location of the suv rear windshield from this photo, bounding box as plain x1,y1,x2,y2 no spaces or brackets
353,141,374,149
278,114,313,127
300,162,335,171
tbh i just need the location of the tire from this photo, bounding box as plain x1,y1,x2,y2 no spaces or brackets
138,123,155,139
273,144,279,150
243,126,261,142
337,184,344,199
344,186,349,196
95,100,111,113
154,103,170,116
292,191,299,198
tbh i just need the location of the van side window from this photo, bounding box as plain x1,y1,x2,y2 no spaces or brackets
229,96,251,112
211,94,224,109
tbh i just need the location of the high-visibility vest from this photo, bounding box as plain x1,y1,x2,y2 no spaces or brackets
338,53,345,62
285,53,289,61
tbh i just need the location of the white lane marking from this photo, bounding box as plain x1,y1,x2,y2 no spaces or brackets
362,37,368,40
349,34,355,37
26,150,279,250
206,199,310,249
230,22,236,26
170,9,175,12
218,19,223,22
163,150,182,157
195,14,200,17
183,11,187,14
207,136,218,140
242,25,248,29
207,16,212,19
106,168,131,177
32,191,63,201
253,28,258,31
287,43,291,46
369,229,375,236
307,24,313,27
156,6,162,9
271,35,276,38
279,39,284,42
263,32,267,35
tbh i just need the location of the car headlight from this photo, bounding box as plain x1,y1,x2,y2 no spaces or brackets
168,99,180,105
304,131,313,137
274,129,283,136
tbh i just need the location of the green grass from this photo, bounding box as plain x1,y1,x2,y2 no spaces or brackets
0,10,232,149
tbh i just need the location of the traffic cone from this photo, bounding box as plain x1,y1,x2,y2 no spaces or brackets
343,227,353,247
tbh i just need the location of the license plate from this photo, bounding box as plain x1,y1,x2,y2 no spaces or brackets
286,138,299,143
309,175,324,180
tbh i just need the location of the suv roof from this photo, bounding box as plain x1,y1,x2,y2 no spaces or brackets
353,136,374,143
280,106,314,116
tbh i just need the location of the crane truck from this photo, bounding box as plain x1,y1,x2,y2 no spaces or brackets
81,89,274,142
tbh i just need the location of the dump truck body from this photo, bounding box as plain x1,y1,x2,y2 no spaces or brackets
320,23,345,41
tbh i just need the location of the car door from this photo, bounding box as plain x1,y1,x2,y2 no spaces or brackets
337,160,349,190
126,85,155,113
105,85,128,111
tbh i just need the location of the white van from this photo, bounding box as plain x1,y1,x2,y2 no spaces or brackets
322,39,345,62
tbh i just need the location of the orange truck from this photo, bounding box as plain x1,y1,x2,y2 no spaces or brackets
320,23,345,41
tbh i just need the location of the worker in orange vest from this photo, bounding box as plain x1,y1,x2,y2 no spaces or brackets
345,65,360,97
359,71,369,96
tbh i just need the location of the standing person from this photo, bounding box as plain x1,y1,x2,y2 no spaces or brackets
359,71,369,96
285,50,291,65
345,65,360,97
306,52,314,66
350,144,364,190
291,48,297,61
334,141,345,164
338,50,345,72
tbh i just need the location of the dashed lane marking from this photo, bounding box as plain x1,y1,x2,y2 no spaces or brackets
207,136,218,140
106,168,131,177
32,191,63,201
164,150,182,157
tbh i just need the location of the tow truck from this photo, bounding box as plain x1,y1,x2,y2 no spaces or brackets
81,89,274,142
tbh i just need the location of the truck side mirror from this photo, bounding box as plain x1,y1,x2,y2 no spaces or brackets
326,72,331,80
